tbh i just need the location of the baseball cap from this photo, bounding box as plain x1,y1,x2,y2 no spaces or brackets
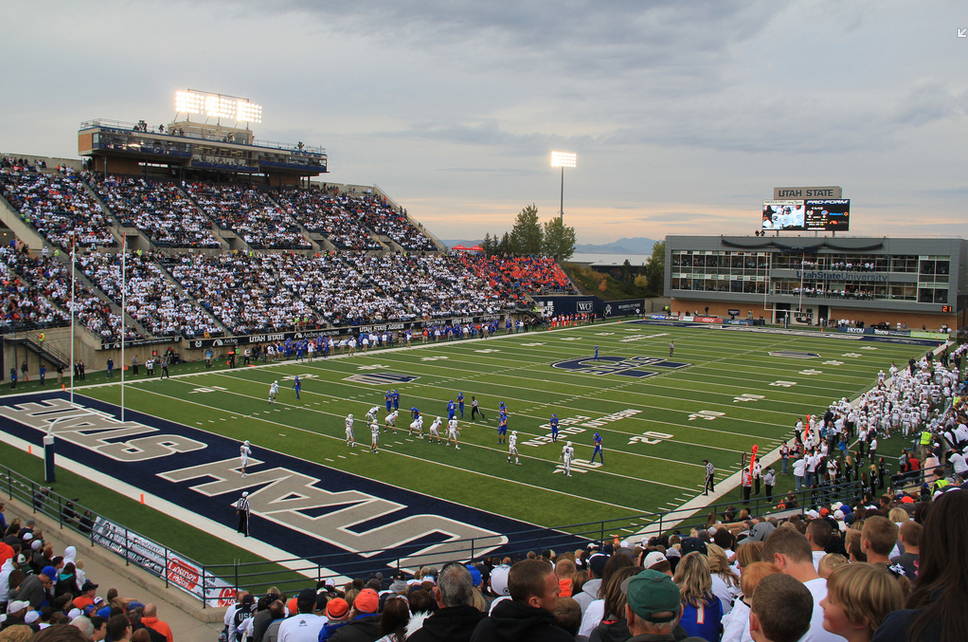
643,551,668,569
588,553,609,577
622,570,682,623
466,565,482,587
24,611,40,625
7,601,29,614
81,580,98,592
490,565,511,596
355,588,379,614
326,598,349,619
680,537,707,556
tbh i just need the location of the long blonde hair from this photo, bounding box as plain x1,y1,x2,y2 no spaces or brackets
673,552,713,607
706,543,740,589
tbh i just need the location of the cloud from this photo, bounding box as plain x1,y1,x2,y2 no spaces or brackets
892,79,967,126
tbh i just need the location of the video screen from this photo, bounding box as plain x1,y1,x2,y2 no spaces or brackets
762,200,805,230
762,199,850,231
804,199,850,231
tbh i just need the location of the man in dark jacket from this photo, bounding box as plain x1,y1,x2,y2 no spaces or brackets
410,563,485,642
15,572,51,608
330,588,381,642
470,559,572,642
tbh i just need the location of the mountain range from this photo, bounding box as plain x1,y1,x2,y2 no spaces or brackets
441,237,658,255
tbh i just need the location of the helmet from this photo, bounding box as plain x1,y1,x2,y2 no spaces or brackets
348,414,354,419
567,441,572,447
437,417,442,421
512,431,517,437
595,433,600,439
244,440,250,446
274,380,278,384
552,414,557,418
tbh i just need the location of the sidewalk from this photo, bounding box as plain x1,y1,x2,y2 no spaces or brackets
5,497,224,640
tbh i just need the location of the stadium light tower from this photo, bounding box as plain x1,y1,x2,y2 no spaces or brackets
550,151,577,222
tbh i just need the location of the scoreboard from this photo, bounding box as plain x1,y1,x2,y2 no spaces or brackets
762,199,850,231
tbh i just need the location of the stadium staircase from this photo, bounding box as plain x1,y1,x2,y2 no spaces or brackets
5,330,71,369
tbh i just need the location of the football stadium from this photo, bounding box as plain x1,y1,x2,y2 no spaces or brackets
1,91,967,640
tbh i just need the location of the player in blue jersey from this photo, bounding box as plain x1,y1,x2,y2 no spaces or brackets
292,375,301,400
594,346,599,360
385,390,393,412
498,411,508,444
590,432,604,464
392,389,400,410
550,414,560,442
447,399,457,420
456,392,465,418
410,406,420,421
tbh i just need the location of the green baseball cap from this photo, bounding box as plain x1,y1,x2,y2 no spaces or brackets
622,569,681,623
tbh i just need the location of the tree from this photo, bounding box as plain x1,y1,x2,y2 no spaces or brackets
497,232,513,255
481,233,497,256
645,240,666,295
542,216,577,261
509,204,543,255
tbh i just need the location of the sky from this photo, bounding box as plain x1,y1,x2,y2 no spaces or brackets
3,1,967,244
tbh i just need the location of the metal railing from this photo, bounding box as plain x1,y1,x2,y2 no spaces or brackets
0,465,224,607
0,460,865,604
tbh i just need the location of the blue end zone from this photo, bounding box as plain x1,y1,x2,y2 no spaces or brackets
0,391,584,573
552,356,690,378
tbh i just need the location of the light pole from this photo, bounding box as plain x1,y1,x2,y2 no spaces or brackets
550,151,577,223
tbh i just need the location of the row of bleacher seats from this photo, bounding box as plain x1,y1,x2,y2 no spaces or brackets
0,163,437,253
0,243,576,339
85,174,221,248
0,162,578,340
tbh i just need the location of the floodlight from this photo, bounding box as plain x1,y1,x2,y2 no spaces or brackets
175,90,205,115
550,151,577,222
236,100,263,123
205,95,237,119
551,151,577,168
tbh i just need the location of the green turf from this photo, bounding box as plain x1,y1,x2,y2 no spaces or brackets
65,320,933,530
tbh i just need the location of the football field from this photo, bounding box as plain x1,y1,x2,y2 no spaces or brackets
75,320,936,532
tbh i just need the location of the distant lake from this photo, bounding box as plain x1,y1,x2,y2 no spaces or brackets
570,253,653,266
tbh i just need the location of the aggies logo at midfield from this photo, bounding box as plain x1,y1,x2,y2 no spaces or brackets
551,356,690,378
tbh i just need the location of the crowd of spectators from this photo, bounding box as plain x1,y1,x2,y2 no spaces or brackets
159,251,513,334
85,175,221,248
0,166,116,250
353,197,436,252
201,475,968,642
0,242,123,341
0,242,69,331
77,251,223,339
274,190,383,251
0,508,182,642
458,255,578,298
184,183,311,250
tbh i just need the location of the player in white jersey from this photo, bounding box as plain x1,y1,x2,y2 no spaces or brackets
240,440,251,477
385,409,398,434
370,420,380,453
366,406,380,423
269,380,279,403
410,416,424,439
429,417,443,444
507,430,520,465
560,441,574,476
345,414,356,447
446,417,460,449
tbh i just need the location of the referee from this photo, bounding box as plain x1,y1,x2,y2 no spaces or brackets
703,459,715,495
237,491,251,537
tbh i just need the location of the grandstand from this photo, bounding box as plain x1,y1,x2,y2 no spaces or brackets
6,105,962,642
